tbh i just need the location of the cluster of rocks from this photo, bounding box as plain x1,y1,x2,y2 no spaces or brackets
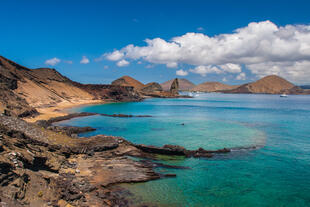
2,114,226,206
135,144,230,158
35,112,152,138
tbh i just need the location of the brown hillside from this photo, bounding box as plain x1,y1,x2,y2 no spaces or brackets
191,82,239,92
0,56,141,117
112,75,145,90
141,82,163,93
225,75,296,94
161,78,195,91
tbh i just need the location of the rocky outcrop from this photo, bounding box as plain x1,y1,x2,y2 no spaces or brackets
161,78,195,91
141,82,163,93
0,112,235,206
135,144,231,158
191,82,239,92
0,57,39,117
170,78,179,95
0,114,165,206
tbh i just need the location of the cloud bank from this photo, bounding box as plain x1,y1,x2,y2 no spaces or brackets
103,20,310,83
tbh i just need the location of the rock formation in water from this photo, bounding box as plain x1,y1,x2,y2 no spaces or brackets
170,78,179,95
161,78,195,91
223,75,309,94
191,82,239,92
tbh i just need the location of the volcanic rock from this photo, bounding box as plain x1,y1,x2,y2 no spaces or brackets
141,82,163,93
161,78,195,91
170,78,179,95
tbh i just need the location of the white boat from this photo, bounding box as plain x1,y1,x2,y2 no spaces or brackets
280,94,288,97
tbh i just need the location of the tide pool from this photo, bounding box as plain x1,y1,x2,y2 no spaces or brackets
60,94,310,207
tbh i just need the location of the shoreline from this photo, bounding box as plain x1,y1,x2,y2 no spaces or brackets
24,99,106,123
2,96,265,207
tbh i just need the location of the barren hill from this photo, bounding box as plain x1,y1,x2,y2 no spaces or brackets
191,82,239,92
112,75,145,90
141,82,163,93
225,75,298,94
161,78,195,91
0,56,141,117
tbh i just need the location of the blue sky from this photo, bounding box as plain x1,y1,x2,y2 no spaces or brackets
1,0,310,84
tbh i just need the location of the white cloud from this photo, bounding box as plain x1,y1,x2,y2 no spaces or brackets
236,72,246,80
166,62,178,68
145,64,154,69
45,57,60,66
80,56,90,64
105,20,310,83
63,60,73,64
220,63,241,73
197,27,204,31
189,65,222,76
106,50,124,61
222,77,228,82
104,65,109,69
117,59,129,67
176,69,188,76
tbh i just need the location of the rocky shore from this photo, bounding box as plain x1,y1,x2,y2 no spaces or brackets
0,112,236,207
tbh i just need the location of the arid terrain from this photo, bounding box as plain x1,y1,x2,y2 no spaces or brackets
191,82,239,92
0,56,309,207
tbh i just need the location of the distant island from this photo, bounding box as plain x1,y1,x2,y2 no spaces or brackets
112,74,309,95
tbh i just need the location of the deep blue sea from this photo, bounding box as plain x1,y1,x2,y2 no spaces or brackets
59,93,310,207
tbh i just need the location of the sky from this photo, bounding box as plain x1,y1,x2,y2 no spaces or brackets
1,0,310,85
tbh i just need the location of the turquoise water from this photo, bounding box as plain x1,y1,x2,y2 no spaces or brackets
60,94,310,206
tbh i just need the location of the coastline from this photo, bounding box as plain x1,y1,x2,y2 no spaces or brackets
24,99,106,123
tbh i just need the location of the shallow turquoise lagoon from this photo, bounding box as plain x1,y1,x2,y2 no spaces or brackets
60,94,310,207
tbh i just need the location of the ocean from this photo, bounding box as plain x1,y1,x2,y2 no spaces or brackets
59,93,310,207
